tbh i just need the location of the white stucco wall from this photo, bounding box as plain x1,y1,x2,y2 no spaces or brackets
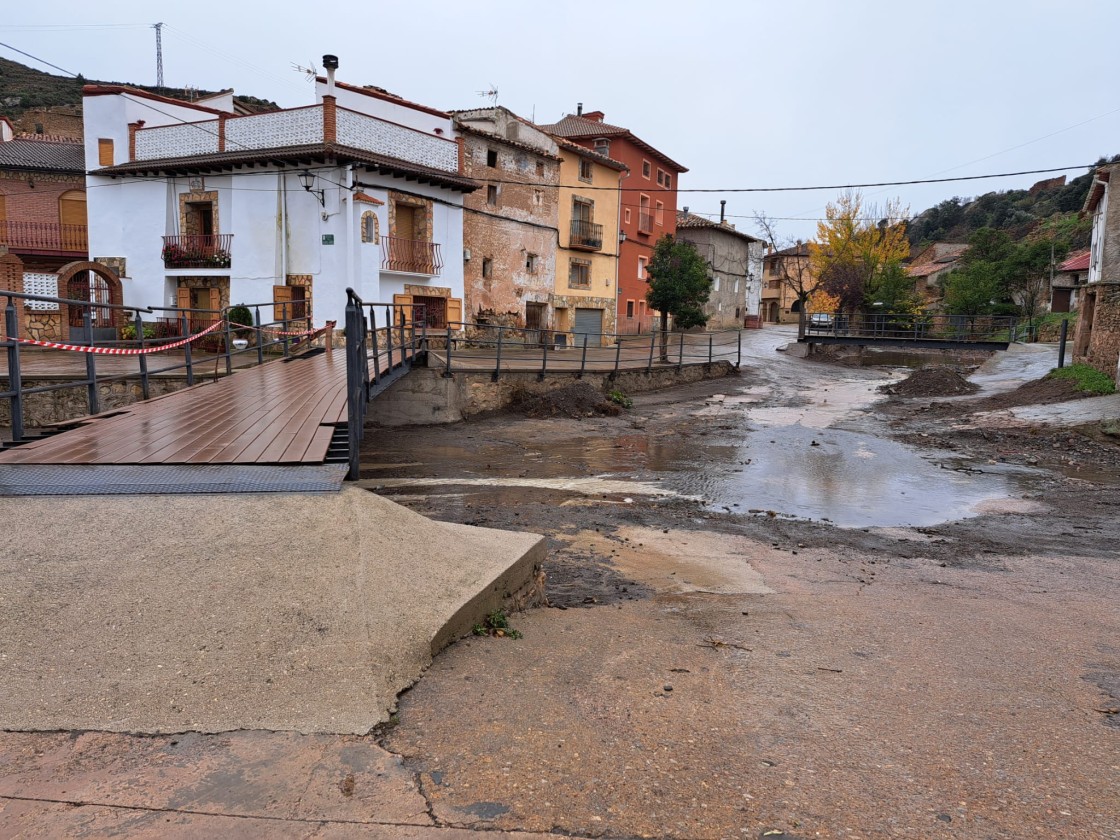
317,80,454,137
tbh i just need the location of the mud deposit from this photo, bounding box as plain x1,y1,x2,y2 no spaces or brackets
362,330,1120,839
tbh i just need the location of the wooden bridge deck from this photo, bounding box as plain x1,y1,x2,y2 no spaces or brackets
0,350,348,467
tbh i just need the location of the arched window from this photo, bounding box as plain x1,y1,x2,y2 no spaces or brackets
361,211,380,244
59,190,87,226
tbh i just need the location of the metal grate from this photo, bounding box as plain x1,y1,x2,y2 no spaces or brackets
0,464,347,496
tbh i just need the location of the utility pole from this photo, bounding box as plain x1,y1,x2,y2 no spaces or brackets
153,22,164,89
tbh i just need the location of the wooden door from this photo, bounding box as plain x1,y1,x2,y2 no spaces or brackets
446,297,462,330
392,293,414,327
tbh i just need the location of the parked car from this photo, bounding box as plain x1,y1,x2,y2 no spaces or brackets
809,313,833,330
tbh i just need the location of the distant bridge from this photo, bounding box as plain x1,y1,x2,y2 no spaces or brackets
798,312,1020,351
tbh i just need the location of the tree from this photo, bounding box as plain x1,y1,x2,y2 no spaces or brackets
807,288,840,314
646,235,711,358
753,213,819,311
811,191,910,312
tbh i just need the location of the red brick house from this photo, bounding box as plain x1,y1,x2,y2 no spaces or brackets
538,108,686,334
0,116,88,273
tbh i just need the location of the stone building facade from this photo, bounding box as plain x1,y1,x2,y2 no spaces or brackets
761,244,815,324
675,211,764,330
453,108,560,331
1074,163,1120,382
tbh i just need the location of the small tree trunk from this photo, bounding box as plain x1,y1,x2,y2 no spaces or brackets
659,314,669,362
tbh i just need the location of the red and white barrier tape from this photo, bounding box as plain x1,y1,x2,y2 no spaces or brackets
258,320,336,338
10,319,225,356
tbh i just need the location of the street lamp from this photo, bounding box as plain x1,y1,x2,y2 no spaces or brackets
298,171,325,206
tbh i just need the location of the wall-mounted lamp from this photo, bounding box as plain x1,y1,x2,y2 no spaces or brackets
298,171,325,206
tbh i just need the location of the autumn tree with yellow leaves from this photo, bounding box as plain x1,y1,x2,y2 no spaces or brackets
810,192,916,313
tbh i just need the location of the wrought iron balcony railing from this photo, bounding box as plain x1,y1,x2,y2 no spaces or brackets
569,219,603,251
0,221,88,253
381,236,443,275
161,234,233,269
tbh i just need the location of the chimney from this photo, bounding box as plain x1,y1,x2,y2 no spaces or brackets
720,200,726,223
582,110,605,122
683,206,689,214
323,54,339,97
577,102,583,116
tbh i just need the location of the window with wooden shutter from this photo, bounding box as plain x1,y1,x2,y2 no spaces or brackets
98,139,114,167
273,284,293,322
0,193,7,225
446,297,462,330
58,191,86,226
392,293,414,327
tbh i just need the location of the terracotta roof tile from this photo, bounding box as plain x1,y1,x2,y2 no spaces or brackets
1058,249,1091,272
676,211,762,244
537,113,688,173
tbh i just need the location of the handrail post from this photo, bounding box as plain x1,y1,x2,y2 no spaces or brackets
647,330,656,373
4,296,24,442
223,314,233,375
492,326,503,382
384,305,394,370
399,308,407,365
579,332,588,379
737,329,742,369
1057,318,1068,368
677,331,685,372
282,302,291,358
254,306,264,365
84,308,100,414
370,305,381,385
135,312,150,400
611,335,621,380
181,312,194,387
444,321,453,378
345,290,362,480
539,329,549,381
708,333,714,367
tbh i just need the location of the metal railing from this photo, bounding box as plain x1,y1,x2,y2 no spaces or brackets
381,236,443,275
1,289,316,446
344,289,429,479
161,234,234,269
0,221,88,253
801,311,1019,343
569,219,604,251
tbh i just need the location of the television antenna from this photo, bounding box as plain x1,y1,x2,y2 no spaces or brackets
291,60,319,83
476,85,498,105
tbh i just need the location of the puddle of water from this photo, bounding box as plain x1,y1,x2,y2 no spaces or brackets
361,476,689,499
663,424,1023,528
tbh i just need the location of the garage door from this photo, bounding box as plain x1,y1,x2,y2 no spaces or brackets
573,307,604,340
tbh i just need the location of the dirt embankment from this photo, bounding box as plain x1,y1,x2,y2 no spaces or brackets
508,383,622,419
879,366,979,397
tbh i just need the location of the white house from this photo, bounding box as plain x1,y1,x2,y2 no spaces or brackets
83,56,475,330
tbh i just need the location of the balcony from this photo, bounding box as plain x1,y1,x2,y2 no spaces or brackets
381,236,443,275
569,219,603,251
637,210,654,235
161,234,233,269
0,221,88,255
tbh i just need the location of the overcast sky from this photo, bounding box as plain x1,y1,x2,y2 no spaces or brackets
4,0,1118,242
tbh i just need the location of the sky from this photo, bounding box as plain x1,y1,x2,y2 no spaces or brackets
3,0,1118,243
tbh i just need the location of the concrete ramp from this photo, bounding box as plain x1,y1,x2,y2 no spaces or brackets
0,488,544,735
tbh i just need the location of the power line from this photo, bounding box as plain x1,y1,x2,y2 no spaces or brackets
0,39,77,76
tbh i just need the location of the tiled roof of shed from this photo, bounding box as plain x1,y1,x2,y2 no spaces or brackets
0,137,84,173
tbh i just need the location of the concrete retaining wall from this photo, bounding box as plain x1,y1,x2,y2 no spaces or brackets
367,361,738,426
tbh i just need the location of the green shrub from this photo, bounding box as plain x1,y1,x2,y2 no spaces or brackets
1047,364,1117,395
608,389,633,409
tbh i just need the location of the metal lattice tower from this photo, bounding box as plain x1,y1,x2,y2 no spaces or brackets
153,22,164,88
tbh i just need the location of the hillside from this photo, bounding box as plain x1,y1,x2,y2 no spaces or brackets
906,158,1120,251
0,56,278,125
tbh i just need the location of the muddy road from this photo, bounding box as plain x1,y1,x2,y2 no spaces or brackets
362,326,1120,839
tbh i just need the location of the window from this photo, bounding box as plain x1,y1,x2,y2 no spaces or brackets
526,253,538,273
655,201,664,226
637,256,648,280
624,208,631,224
712,276,720,292
579,159,593,182
97,138,114,167
533,189,543,207
486,148,498,167
770,261,781,276
569,258,591,289
639,301,646,316
638,195,652,233
657,169,665,186
482,257,493,279
536,161,545,177
486,184,498,206
626,300,635,318
360,211,380,243
642,160,651,179
735,307,741,320
663,174,671,190
594,138,610,156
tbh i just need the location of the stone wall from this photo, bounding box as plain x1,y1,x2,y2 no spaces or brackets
366,362,737,426
0,376,191,428
1078,283,1120,382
